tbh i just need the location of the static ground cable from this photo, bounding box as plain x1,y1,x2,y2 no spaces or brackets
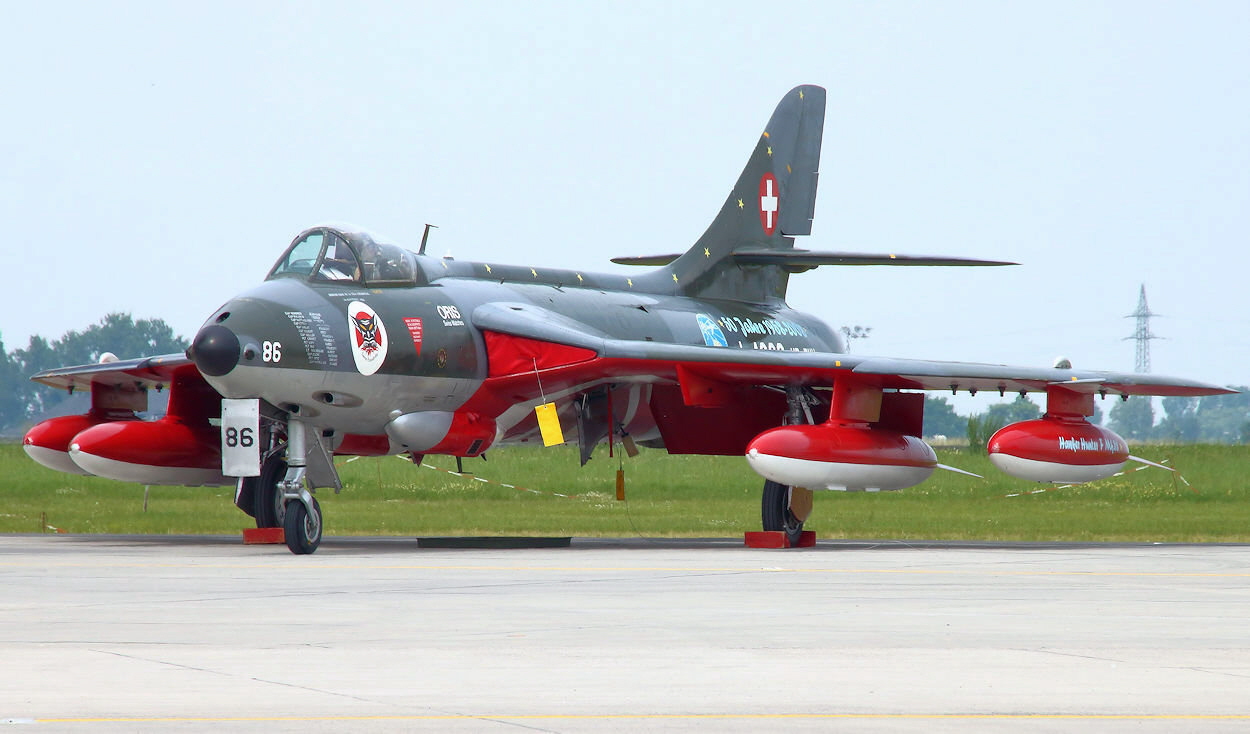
411,456,585,499
1002,458,1190,498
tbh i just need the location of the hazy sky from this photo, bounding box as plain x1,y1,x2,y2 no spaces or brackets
2,2,1246,414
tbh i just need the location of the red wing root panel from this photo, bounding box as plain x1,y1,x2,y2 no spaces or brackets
165,364,223,423
650,384,788,455
676,364,736,408
483,331,597,378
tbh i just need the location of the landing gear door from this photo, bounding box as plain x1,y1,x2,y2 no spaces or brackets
221,398,261,477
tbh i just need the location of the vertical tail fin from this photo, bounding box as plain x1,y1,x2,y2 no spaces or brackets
654,85,825,303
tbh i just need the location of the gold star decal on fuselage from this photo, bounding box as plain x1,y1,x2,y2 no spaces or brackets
530,268,538,278
737,198,744,209
627,278,633,288
576,273,583,283
672,273,679,283
703,248,710,258
799,89,804,100
767,146,772,157
484,264,492,274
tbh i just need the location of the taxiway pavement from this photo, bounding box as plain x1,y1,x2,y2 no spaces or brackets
2,534,1249,732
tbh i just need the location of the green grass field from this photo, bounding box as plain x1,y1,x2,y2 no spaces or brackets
2,442,1247,541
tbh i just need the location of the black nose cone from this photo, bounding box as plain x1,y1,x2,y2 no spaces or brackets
190,324,240,377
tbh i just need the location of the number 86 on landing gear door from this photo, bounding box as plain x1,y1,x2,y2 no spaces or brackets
221,398,261,477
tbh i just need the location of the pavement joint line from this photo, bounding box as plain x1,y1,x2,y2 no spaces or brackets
2,561,1249,578
25,713,1250,724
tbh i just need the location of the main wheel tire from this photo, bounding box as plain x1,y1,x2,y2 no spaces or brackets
252,456,288,528
233,478,257,519
761,480,804,547
283,496,322,555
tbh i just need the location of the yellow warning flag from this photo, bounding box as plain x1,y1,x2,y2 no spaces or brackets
535,402,565,447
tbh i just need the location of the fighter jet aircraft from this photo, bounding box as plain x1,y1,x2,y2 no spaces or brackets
23,85,1233,554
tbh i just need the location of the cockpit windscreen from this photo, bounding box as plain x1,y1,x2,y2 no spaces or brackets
267,227,422,287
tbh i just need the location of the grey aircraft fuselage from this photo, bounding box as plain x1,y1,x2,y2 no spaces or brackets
200,228,841,443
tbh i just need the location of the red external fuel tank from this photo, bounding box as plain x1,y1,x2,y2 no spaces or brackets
988,417,1128,484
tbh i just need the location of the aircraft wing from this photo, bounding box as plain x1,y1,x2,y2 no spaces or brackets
30,353,196,392
597,342,1231,397
473,303,1233,398
843,357,1232,397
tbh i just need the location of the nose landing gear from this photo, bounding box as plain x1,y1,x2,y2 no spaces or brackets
282,491,322,555
275,413,323,554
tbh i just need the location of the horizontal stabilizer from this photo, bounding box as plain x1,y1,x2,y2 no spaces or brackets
611,254,680,266
612,250,1016,268
732,250,1017,268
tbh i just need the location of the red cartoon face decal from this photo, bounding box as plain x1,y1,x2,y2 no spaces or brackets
347,300,388,375
352,311,383,356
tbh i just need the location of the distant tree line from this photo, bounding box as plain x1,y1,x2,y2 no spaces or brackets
1107,392,1250,444
923,390,1248,446
0,314,188,436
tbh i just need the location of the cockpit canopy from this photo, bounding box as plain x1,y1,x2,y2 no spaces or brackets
267,226,423,287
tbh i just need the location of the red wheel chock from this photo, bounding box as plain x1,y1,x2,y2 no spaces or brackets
744,530,816,548
242,527,286,544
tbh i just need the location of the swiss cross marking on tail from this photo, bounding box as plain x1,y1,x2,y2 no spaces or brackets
759,172,779,235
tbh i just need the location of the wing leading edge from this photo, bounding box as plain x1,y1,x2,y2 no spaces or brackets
30,353,196,393
472,303,1234,399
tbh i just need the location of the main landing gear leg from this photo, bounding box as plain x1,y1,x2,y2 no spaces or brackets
278,412,322,555
235,415,288,528
758,386,819,547
761,481,811,547
247,453,288,529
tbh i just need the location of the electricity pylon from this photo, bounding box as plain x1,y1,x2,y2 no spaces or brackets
1124,284,1160,373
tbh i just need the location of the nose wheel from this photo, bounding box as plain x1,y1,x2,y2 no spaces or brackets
761,480,806,547
283,495,322,554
